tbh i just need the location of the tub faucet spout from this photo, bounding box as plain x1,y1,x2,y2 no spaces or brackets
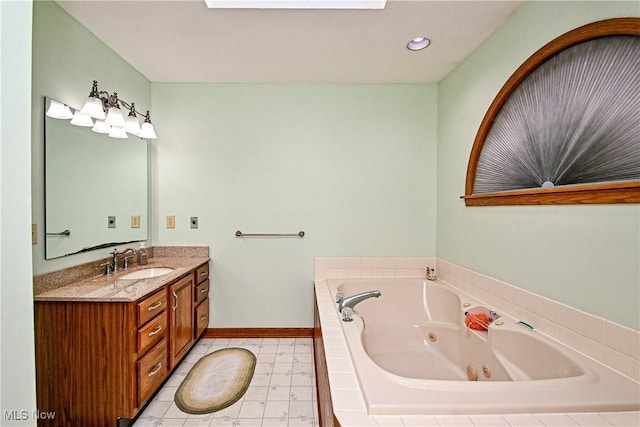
338,290,381,312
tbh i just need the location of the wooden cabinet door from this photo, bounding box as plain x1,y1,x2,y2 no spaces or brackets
170,275,194,368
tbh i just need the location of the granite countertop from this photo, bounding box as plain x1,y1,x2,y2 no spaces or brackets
34,257,209,302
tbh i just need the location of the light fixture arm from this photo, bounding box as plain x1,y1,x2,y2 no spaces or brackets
89,83,144,116
118,98,148,117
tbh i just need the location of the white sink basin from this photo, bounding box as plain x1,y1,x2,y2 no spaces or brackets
120,267,174,280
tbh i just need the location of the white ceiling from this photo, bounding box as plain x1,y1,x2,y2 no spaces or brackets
56,0,523,83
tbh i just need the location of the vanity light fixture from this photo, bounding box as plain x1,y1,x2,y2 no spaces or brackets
139,112,158,139
92,119,111,134
78,80,158,139
108,125,128,139
46,99,74,120
105,94,125,128
407,37,431,51
69,110,95,127
123,104,141,136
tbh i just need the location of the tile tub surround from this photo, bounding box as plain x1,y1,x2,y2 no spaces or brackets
314,257,437,282
33,245,209,298
313,256,640,427
435,259,640,383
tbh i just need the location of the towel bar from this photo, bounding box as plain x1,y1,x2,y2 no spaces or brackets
46,229,71,236
235,230,305,238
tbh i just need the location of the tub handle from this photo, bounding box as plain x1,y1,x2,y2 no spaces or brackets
341,306,354,322
335,292,344,304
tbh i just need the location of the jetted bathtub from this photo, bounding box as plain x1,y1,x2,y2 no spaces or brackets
324,278,640,415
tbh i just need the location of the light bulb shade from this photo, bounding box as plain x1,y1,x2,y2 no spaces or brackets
46,100,73,119
139,122,157,139
105,106,125,127
123,115,141,135
108,126,128,139
80,97,107,120
70,110,95,127
92,120,111,134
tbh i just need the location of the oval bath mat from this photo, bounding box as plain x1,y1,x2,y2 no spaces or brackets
174,347,256,414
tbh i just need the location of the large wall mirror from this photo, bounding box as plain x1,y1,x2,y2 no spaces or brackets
44,97,148,259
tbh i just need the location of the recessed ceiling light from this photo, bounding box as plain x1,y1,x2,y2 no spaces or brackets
407,37,431,51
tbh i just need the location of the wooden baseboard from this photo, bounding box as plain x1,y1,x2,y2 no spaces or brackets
203,327,313,339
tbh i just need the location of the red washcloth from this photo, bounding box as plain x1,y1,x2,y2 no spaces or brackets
465,313,490,331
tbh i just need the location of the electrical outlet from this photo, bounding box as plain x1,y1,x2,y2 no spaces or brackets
108,216,116,228
166,215,176,229
32,224,37,245
190,217,198,229
131,215,141,228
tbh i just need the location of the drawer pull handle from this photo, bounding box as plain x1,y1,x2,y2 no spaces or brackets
200,288,209,293
200,271,208,277
200,313,208,321
172,291,178,311
148,325,163,337
148,362,163,377
147,301,163,311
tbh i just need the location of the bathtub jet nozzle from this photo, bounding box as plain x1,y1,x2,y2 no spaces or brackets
338,290,382,313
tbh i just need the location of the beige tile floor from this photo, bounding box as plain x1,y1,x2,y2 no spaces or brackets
133,338,318,427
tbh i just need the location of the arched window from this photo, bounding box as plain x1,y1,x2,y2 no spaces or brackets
463,18,639,206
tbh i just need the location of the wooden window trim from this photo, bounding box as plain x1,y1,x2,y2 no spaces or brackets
463,18,640,206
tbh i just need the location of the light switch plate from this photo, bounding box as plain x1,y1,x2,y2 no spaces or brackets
108,216,116,228
190,217,198,229
131,215,141,228
166,215,176,229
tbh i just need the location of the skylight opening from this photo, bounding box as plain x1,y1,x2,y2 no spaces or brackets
204,0,387,9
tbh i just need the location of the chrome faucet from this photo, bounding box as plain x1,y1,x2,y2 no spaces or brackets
109,248,137,273
338,290,381,313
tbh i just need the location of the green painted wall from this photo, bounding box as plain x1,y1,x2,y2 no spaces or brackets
29,1,639,331
437,1,640,329
30,1,438,328
151,83,438,327
1,0,37,423
31,1,151,274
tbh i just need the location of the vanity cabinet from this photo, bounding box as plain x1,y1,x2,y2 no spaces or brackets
34,260,210,427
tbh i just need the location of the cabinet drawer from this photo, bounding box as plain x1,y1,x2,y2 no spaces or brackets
138,310,167,355
137,290,167,326
138,338,168,406
195,263,209,285
195,298,209,338
194,279,209,305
